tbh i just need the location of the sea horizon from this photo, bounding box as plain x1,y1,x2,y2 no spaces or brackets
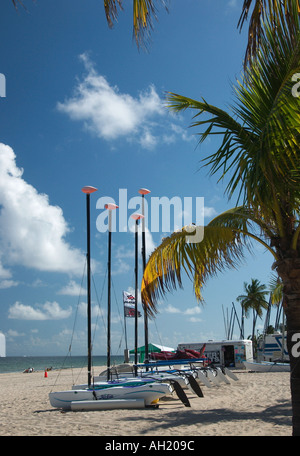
0,354,127,374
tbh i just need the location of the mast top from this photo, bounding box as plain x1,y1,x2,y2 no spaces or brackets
105,203,119,210
82,186,98,194
138,188,151,195
131,213,144,220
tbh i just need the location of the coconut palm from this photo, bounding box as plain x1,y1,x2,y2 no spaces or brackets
141,3,300,435
236,278,269,354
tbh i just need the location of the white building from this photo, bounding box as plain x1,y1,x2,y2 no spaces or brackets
178,339,253,368
0,332,6,357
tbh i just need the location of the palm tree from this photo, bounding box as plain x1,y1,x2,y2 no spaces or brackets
236,278,269,356
141,3,300,435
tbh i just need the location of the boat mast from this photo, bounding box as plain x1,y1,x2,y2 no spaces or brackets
138,188,150,365
82,186,98,388
105,203,118,381
131,213,144,376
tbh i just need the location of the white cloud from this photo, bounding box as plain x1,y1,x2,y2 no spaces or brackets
57,53,190,149
0,278,19,289
164,304,182,314
162,303,202,322
58,280,82,296
187,316,203,323
184,306,202,315
6,329,25,338
203,206,217,218
0,143,84,276
8,301,72,320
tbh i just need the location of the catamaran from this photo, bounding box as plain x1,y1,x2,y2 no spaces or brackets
49,187,173,411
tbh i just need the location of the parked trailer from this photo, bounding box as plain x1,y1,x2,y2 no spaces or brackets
177,340,253,368
257,333,288,362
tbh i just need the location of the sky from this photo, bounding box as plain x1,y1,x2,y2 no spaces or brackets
0,0,279,357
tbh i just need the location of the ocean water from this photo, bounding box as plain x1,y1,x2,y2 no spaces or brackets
0,355,126,374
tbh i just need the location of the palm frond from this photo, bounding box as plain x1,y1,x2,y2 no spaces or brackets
269,273,283,305
166,7,300,214
11,0,26,9
103,0,123,28
208,206,279,255
141,205,281,315
103,0,168,48
142,220,248,316
133,0,158,48
238,0,300,67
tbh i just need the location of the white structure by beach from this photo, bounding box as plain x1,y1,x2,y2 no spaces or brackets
0,332,6,357
178,339,253,368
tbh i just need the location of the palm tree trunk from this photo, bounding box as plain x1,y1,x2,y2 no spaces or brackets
252,310,258,359
285,300,300,436
276,258,300,436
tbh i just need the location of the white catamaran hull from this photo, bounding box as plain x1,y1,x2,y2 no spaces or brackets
243,361,290,372
49,382,172,410
90,373,189,391
93,364,236,389
70,398,145,411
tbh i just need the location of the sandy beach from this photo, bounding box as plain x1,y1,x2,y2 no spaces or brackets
0,367,292,437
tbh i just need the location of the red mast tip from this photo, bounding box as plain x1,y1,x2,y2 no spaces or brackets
82,186,98,194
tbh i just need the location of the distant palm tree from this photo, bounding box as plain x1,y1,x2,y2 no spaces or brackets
141,3,300,435
237,279,269,354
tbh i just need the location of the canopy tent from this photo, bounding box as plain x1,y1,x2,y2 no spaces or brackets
130,343,175,363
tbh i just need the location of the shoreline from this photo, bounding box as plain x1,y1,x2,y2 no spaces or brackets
0,367,292,436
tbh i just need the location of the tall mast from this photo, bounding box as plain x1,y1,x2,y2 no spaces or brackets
138,188,151,365
81,186,98,387
105,203,118,381
131,213,144,376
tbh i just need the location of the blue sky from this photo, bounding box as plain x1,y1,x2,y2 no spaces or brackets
0,0,277,357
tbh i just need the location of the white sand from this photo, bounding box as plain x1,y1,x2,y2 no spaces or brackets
0,367,292,436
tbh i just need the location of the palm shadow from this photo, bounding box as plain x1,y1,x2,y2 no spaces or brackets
119,399,292,435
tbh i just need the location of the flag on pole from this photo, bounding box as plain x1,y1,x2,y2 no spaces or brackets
123,291,141,318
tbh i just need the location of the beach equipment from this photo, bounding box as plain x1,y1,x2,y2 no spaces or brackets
70,399,145,411
49,187,172,411
49,381,172,410
70,199,194,407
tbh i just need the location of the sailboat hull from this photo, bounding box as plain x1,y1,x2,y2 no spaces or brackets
49,382,171,410
71,398,145,411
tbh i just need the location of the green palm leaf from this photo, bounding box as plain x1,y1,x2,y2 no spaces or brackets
141,224,242,316
141,207,279,316
166,6,300,214
238,0,300,65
